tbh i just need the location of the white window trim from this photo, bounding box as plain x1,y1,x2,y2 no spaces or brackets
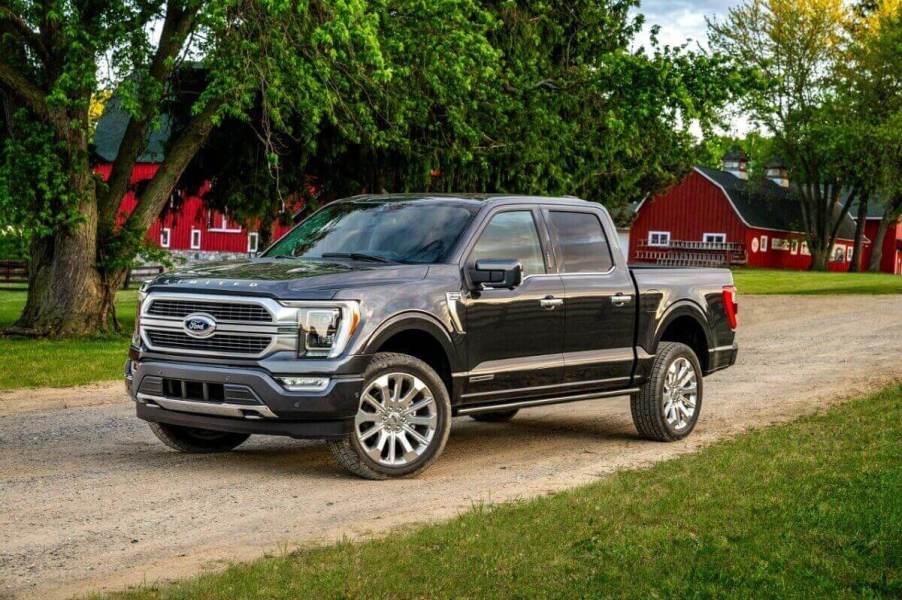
702,233,726,244
248,232,259,253
160,227,171,249
209,215,242,233
648,231,671,247
790,239,799,255
190,228,202,250
760,235,768,252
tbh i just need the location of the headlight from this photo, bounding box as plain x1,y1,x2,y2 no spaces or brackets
283,301,360,358
133,282,149,346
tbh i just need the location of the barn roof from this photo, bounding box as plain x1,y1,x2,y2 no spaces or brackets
92,96,172,163
694,166,859,240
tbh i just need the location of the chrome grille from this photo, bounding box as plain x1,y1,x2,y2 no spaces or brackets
146,330,271,354
147,299,271,322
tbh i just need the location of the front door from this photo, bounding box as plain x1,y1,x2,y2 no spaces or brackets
461,209,565,404
545,208,636,393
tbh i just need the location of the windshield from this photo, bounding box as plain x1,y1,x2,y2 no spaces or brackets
264,200,479,264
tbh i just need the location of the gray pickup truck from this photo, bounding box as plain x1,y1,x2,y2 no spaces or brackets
127,194,738,479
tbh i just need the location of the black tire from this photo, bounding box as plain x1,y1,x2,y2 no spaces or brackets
470,409,519,422
630,341,703,442
148,422,250,453
328,352,452,480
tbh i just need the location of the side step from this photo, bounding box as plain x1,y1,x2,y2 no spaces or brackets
455,387,640,416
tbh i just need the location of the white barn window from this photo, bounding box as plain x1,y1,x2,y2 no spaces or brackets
248,232,259,253
190,229,202,250
160,228,171,248
703,233,726,244
648,231,671,247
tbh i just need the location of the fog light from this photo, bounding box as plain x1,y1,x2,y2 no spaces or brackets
277,376,330,392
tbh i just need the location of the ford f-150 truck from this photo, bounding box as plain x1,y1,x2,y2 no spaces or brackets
127,194,738,479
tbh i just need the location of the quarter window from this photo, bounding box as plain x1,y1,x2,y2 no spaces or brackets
548,211,613,273
471,211,546,277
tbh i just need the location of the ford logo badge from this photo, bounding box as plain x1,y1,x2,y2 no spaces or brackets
183,313,217,339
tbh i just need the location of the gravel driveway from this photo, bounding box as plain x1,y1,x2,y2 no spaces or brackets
1,295,900,599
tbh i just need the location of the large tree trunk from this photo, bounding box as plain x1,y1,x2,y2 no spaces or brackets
868,216,890,272
12,167,118,337
809,245,830,271
849,195,868,272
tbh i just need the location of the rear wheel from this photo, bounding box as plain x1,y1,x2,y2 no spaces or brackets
470,409,519,422
328,353,451,479
148,422,250,453
630,341,703,442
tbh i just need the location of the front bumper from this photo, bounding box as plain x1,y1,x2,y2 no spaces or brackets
127,355,369,439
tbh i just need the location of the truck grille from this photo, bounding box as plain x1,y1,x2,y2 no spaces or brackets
146,330,272,355
147,299,272,322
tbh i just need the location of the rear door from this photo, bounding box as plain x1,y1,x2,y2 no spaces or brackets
461,208,565,403
545,208,636,393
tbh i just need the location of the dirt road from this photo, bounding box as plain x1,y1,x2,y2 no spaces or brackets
1,295,900,599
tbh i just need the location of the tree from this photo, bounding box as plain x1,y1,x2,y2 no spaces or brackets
0,0,400,336
193,1,744,233
708,0,862,270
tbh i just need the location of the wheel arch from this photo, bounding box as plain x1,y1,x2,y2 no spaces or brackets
654,302,713,373
363,311,461,398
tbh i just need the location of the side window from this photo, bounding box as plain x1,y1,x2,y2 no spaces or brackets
548,211,613,273
470,211,546,277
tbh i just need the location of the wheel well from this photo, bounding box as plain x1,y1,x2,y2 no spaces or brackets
659,316,709,372
375,329,452,395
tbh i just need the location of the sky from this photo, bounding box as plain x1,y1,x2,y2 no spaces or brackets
633,0,738,51
633,0,751,136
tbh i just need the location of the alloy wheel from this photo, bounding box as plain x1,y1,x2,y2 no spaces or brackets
354,372,438,467
662,357,698,431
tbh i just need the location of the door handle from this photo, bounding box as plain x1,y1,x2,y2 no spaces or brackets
611,293,633,307
539,296,563,310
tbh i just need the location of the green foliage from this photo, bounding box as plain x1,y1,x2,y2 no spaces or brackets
191,0,745,230
103,384,902,599
0,110,81,242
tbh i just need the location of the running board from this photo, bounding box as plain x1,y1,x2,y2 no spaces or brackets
456,387,640,416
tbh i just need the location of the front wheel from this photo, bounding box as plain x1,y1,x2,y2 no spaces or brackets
630,342,703,442
328,353,451,480
148,422,250,453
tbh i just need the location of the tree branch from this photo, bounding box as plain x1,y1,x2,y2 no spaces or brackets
99,0,200,223
0,7,48,61
122,98,223,238
0,59,67,136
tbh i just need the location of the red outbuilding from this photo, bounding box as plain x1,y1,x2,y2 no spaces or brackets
856,202,902,275
629,152,862,271
92,99,297,260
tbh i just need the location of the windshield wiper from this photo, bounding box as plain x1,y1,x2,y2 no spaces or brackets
320,252,393,264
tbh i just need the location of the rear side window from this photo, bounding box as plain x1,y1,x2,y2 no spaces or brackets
470,211,547,277
548,211,613,273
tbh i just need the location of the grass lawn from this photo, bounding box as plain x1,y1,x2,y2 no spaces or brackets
106,384,902,599
0,288,136,389
733,268,902,295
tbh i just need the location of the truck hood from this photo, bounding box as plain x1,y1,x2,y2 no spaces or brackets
147,258,430,300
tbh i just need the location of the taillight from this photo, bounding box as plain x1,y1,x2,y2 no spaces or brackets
722,285,738,330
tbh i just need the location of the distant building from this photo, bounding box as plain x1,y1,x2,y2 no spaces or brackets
92,98,297,261
853,201,902,275
629,151,864,272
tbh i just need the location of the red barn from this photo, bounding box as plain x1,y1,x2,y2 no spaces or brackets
629,153,861,271
93,99,297,260
857,202,902,275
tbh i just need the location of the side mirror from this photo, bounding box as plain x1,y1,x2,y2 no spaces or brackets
468,259,522,290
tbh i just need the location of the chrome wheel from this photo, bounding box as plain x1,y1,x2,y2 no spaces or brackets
354,372,438,467
662,357,698,431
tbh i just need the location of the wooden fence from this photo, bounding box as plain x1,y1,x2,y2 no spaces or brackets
0,260,164,288
0,260,27,284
